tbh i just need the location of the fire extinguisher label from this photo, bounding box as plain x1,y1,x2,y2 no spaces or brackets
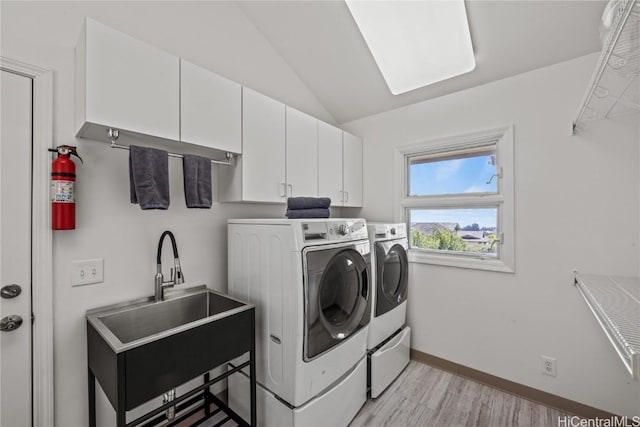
51,180,74,203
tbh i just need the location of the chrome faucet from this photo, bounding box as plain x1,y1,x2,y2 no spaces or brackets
154,231,184,302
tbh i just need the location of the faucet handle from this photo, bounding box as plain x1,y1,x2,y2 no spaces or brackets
173,259,184,285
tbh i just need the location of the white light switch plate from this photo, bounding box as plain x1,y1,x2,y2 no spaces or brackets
71,258,104,286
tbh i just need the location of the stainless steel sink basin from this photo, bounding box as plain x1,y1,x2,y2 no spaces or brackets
87,286,252,353
86,285,255,414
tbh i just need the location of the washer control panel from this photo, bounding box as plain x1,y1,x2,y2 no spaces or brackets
301,219,368,242
327,219,368,241
371,223,407,239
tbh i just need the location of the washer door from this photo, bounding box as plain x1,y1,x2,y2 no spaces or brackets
375,241,408,317
304,244,370,361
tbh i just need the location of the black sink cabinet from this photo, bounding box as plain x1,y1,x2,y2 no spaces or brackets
86,291,256,427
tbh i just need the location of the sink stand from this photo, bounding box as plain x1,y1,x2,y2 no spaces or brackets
86,288,256,426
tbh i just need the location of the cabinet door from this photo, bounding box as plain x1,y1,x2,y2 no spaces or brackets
242,88,286,203
180,59,241,153
343,132,363,207
286,107,318,198
83,18,179,140
318,121,344,206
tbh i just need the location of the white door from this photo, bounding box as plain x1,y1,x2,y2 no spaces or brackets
342,132,363,207
285,107,318,198
79,18,180,139
180,59,242,154
318,121,344,206
242,87,286,203
0,70,33,426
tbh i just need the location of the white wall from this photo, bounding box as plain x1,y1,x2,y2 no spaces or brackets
344,53,640,417
0,2,338,426
3,0,638,422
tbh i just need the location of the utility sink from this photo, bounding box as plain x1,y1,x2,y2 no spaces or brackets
86,286,255,413
95,290,247,348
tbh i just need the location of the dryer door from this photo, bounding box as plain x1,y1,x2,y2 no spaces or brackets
304,242,370,361
375,240,408,317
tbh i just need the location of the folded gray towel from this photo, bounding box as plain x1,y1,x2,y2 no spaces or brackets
183,154,212,209
286,208,330,219
129,145,170,210
287,197,331,210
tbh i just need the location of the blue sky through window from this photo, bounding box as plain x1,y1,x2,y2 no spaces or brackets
409,153,496,196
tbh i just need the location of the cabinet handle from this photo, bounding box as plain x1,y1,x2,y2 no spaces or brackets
288,184,293,197
345,191,349,203
280,183,287,198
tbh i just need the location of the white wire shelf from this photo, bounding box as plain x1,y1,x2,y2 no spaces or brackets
572,0,640,135
574,272,639,379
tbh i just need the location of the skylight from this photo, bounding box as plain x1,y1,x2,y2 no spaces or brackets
345,0,476,95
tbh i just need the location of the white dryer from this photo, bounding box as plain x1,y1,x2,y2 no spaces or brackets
367,222,411,398
227,218,371,427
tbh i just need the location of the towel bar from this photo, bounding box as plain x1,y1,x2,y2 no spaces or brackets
107,128,234,166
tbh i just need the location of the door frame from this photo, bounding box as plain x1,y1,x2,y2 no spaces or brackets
1,56,54,426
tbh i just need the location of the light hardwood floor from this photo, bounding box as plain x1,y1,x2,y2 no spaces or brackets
189,360,570,426
350,361,568,427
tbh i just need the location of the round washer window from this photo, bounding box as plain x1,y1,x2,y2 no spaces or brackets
381,244,408,304
318,249,368,339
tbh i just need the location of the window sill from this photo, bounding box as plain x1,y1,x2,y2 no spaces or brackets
408,249,515,273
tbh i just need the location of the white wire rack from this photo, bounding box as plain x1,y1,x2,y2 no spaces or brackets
572,0,640,135
574,272,640,379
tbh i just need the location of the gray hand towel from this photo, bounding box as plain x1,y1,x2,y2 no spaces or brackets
183,154,212,209
129,145,170,210
287,197,331,210
286,208,330,219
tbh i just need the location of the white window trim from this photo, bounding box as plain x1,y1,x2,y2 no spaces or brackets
393,125,515,273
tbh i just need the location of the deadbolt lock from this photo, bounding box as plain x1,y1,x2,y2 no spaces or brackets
1,284,21,299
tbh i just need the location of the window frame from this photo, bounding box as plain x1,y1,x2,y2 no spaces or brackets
394,125,515,273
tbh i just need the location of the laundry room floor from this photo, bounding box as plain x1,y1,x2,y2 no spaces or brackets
178,360,572,427
350,361,570,427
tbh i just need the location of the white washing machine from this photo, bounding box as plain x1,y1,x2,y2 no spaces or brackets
227,218,371,427
366,222,411,398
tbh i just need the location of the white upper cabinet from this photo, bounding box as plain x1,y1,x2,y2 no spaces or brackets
317,124,363,208
74,19,362,207
219,87,286,203
242,88,286,203
286,107,318,198
342,131,363,207
180,59,241,154
75,18,179,141
318,121,344,205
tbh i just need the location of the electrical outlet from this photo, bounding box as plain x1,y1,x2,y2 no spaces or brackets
541,356,557,377
72,258,104,287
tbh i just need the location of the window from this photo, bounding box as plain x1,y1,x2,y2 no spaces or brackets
394,126,514,272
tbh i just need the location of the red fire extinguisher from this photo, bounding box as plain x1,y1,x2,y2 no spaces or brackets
49,145,82,230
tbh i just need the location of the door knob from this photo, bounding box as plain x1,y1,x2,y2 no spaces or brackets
1,315,23,332
1,284,22,299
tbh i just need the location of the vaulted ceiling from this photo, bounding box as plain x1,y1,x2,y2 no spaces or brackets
238,1,606,124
